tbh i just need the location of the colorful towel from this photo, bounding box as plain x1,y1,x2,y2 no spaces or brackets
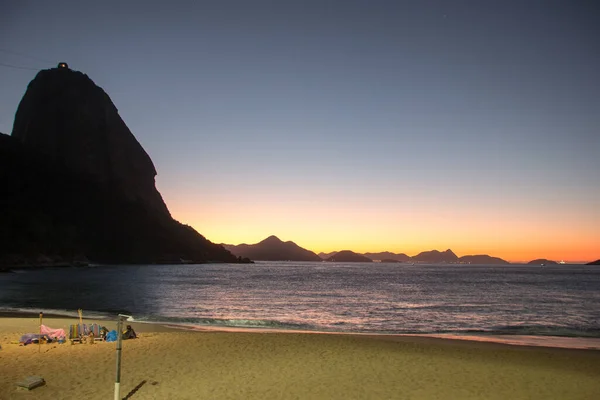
40,325,66,340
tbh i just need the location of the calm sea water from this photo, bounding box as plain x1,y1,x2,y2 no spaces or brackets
1,262,599,339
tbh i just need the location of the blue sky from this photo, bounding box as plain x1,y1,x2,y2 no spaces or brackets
1,1,598,261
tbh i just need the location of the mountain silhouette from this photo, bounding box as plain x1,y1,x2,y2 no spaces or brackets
223,235,322,261
318,249,508,264
412,249,459,263
325,250,372,262
363,252,411,262
527,259,558,265
458,255,509,265
0,65,240,267
587,259,600,265
318,251,338,259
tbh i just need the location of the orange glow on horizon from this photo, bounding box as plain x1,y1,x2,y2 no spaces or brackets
165,193,599,264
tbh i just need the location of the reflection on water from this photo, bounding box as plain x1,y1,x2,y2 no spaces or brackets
1,262,599,339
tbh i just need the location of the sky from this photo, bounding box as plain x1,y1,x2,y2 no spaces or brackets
1,1,598,262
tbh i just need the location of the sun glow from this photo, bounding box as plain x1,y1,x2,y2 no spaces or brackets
166,191,599,263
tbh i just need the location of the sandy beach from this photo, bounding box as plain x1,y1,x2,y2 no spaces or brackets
1,316,600,400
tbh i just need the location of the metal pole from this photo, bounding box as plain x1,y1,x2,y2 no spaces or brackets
114,316,124,400
114,314,132,400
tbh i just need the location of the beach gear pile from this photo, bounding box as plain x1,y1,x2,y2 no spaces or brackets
19,325,66,345
68,323,137,343
19,318,138,346
69,323,106,343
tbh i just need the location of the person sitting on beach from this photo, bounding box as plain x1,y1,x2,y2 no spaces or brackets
100,326,109,341
122,325,137,340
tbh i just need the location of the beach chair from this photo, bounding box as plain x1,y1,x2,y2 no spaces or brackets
69,323,104,343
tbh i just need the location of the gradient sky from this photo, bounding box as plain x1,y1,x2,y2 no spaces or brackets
1,1,598,262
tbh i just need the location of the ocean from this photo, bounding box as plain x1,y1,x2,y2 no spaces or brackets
1,262,599,344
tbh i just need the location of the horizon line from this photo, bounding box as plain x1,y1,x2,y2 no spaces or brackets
221,236,597,264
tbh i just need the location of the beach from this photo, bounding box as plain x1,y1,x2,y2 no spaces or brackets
1,315,599,399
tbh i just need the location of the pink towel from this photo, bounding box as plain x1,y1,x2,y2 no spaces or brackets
40,324,66,339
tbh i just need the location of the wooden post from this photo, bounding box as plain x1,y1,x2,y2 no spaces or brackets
38,312,43,353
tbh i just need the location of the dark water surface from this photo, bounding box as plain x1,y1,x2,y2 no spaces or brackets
1,262,599,337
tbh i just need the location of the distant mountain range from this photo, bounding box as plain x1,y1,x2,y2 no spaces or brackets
226,236,513,264
224,235,594,265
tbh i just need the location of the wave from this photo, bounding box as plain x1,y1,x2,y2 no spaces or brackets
128,315,319,331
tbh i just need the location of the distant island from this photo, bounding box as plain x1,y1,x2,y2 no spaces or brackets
412,249,459,263
586,259,600,265
527,259,558,265
325,251,372,263
458,255,509,265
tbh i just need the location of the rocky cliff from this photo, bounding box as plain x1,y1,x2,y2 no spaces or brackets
12,66,169,218
1,65,240,267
